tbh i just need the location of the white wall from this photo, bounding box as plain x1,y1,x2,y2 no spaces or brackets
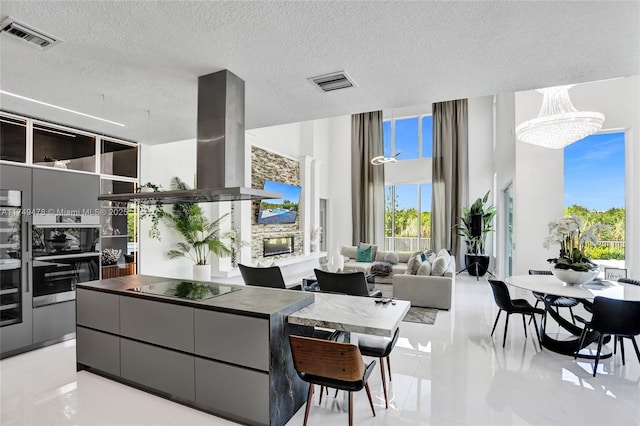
138,138,197,279
467,96,496,263
493,92,516,278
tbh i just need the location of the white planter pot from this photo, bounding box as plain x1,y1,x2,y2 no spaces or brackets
310,240,319,252
193,264,211,281
551,266,599,285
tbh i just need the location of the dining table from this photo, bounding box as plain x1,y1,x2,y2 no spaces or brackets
287,292,411,338
505,274,640,357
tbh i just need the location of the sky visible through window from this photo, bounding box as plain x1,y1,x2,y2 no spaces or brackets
564,132,625,210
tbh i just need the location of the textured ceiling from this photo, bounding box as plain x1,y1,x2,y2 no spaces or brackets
0,1,638,144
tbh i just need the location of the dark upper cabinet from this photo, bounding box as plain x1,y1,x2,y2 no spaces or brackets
32,168,100,212
0,114,27,163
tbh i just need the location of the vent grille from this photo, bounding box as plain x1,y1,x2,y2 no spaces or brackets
310,71,356,92
0,17,60,50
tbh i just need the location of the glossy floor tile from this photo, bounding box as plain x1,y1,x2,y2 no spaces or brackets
2,275,639,425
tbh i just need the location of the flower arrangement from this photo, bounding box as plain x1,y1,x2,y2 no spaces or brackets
101,248,122,265
544,215,609,272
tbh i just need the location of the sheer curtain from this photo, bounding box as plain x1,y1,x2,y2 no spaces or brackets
351,111,385,246
431,100,468,262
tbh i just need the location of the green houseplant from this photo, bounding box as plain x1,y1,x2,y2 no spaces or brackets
141,177,231,280
456,190,497,276
163,178,230,271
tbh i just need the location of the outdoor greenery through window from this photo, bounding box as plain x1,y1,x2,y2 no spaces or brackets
383,114,433,252
385,184,432,251
564,132,625,265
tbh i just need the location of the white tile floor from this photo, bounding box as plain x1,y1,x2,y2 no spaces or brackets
2,275,639,426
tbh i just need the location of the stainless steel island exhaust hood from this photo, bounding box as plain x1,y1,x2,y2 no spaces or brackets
98,70,281,204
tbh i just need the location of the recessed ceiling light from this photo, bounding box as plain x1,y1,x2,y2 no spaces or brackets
0,90,125,127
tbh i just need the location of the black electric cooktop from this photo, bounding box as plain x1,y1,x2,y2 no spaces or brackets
129,281,241,301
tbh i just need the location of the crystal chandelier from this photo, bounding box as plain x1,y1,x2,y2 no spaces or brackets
516,85,605,149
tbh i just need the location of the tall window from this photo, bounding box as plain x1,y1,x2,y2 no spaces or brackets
385,184,432,251
564,132,625,267
383,114,433,251
383,115,433,160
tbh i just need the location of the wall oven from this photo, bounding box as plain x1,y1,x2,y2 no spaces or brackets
32,213,100,307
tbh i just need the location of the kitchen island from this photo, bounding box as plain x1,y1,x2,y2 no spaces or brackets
76,275,315,426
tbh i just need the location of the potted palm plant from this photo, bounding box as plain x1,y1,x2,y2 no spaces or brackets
456,190,497,276
161,177,231,280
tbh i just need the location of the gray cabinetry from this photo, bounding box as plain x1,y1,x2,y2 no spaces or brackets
194,309,270,371
121,339,195,401
76,288,119,333
76,327,120,376
33,300,75,343
195,357,270,426
0,164,33,356
120,297,194,352
32,168,99,211
76,283,309,426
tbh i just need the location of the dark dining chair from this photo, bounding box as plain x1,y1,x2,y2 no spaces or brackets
239,264,286,289
239,264,343,341
528,269,579,324
289,335,377,426
357,327,400,408
488,279,544,348
314,269,383,297
575,296,640,377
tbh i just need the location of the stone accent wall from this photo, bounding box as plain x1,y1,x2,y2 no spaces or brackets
251,146,303,261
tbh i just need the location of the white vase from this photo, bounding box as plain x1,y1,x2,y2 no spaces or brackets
310,240,319,252
327,243,344,272
193,264,211,281
551,266,599,285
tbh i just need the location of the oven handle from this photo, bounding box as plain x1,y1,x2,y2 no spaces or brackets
25,219,30,293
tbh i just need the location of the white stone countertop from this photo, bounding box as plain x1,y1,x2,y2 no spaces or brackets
287,292,410,337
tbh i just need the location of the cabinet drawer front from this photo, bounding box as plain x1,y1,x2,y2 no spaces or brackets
120,296,194,352
195,357,269,426
77,289,120,333
33,301,75,343
77,327,120,376
194,309,269,371
121,339,194,401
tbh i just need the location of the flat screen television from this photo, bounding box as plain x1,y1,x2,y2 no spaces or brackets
257,180,301,225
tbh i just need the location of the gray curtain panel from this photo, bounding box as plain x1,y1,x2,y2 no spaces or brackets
351,111,385,246
431,99,468,262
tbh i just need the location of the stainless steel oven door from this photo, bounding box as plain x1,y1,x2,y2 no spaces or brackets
32,254,99,307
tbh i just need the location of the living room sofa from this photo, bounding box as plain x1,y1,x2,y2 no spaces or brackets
340,245,454,310
340,245,410,284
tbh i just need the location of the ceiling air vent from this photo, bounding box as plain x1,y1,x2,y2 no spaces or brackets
0,17,61,50
310,71,356,93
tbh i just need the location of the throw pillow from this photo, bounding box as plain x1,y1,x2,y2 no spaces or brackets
416,260,432,276
340,246,358,260
356,245,373,262
358,242,378,261
431,254,451,276
420,252,427,262
437,248,450,258
406,251,423,275
383,251,400,265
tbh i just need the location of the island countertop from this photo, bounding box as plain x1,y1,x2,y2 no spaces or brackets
77,274,314,317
